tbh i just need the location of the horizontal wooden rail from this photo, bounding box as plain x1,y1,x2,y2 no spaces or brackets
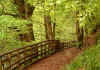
0,40,76,70
0,40,60,70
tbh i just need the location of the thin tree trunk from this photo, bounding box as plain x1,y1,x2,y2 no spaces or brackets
53,23,56,40
80,27,84,47
84,26,88,48
75,11,82,48
76,20,80,42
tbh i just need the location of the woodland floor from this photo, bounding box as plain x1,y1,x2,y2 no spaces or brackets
25,47,82,70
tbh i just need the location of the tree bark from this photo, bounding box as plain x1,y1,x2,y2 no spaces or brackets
14,0,35,19
13,0,35,41
76,19,81,42
44,15,54,40
19,23,35,42
53,22,56,40
75,11,83,48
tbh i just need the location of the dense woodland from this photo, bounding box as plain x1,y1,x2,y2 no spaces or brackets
0,0,100,70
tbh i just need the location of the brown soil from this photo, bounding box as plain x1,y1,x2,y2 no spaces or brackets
25,47,82,70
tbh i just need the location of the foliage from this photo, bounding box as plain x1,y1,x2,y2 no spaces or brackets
0,0,100,53
0,0,17,15
0,15,32,52
63,44,100,70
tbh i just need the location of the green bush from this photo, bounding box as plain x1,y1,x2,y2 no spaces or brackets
63,44,100,70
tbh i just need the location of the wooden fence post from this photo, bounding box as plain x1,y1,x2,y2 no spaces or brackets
55,40,60,51
30,46,33,62
24,48,27,65
0,59,2,70
16,51,21,70
8,54,11,70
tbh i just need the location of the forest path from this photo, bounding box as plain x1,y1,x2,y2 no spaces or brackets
25,47,82,70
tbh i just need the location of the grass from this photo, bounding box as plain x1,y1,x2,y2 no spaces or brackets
62,44,100,70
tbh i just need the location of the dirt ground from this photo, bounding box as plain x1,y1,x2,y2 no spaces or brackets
25,47,82,70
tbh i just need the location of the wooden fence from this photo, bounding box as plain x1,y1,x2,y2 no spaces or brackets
0,40,76,70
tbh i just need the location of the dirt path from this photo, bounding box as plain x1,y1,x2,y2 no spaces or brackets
25,48,82,70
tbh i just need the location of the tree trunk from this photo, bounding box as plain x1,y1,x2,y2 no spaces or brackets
84,26,89,48
75,11,82,48
75,19,81,42
14,0,35,41
14,0,35,19
19,23,35,42
80,27,84,47
44,15,54,40
53,22,56,40
26,23,35,41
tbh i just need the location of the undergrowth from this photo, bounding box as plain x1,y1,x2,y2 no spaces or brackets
62,44,100,70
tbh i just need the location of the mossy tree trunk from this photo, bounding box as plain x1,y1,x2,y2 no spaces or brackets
14,0,35,42
14,0,35,19
75,11,84,48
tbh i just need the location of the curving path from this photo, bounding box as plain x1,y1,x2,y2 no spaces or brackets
25,47,82,70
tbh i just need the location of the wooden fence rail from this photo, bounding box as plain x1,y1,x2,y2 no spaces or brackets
0,40,76,70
